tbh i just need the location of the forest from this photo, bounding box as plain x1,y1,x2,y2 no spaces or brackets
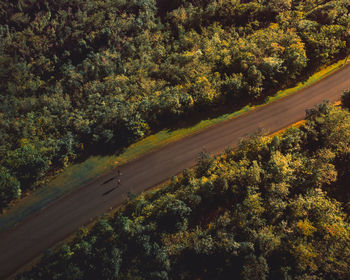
0,1,349,208
18,100,350,279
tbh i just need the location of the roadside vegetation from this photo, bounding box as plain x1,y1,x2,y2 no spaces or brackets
18,101,350,280
1,0,349,210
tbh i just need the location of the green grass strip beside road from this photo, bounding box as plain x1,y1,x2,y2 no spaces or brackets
0,57,349,233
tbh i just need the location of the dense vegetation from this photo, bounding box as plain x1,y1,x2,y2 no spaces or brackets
1,0,349,209
18,103,350,279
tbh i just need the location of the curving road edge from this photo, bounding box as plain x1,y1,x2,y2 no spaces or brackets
1,64,350,279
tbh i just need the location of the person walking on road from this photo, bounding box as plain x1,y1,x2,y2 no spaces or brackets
116,168,122,188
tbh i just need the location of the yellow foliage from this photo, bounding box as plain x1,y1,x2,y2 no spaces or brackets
201,176,209,184
183,50,196,57
141,203,154,219
292,243,318,271
179,7,188,23
290,42,306,53
196,76,209,84
67,251,74,257
19,138,29,147
323,223,348,239
297,219,317,236
270,42,285,53
209,174,218,181
269,23,279,30
162,231,191,255
245,192,264,215
221,39,229,47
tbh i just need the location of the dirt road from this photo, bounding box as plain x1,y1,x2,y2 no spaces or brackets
1,64,350,279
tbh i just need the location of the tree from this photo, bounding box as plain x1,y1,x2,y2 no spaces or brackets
285,189,350,279
0,166,21,211
5,144,49,190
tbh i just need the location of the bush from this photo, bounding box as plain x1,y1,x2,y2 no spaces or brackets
0,167,21,211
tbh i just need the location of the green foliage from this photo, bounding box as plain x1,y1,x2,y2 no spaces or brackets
0,0,349,210
18,104,350,279
5,144,49,189
0,166,21,211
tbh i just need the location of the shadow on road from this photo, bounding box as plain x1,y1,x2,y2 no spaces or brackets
102,187,118,196
102,177,116,185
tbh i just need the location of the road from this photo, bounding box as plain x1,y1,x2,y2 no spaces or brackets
1,64,350,279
